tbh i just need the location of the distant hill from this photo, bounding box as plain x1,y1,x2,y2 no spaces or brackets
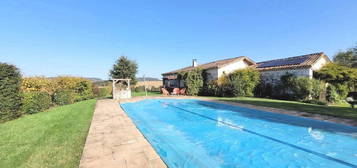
137,77,161,81
85,77,104,82
47,77,104,82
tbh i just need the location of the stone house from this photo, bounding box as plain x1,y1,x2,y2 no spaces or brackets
257,52,331,84
162,52,331,88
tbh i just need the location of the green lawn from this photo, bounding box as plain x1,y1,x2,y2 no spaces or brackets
132,91,161,97
0,99,96,168
206,97,357,120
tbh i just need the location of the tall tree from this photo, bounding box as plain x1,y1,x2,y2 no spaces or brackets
109,56,138,85
333,45,357,68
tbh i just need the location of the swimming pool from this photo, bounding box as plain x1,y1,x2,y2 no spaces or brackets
120,99,357,168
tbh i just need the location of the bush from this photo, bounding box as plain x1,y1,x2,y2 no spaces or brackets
22,77,54,94
150,86,161,92
73,80,94,101
290,77,313,100
254,82,273,98
22,91,52,114
335,83,349,99
311,79,326,100
262,73,326,102
134,86,145,92
182,68,204,96
93,86,111,98
0,63,22,122
53,90,75,105
203,81,221,96
220,68,260,97
326,85,339,103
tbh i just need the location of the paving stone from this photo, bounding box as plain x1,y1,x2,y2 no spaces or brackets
79,99,167,168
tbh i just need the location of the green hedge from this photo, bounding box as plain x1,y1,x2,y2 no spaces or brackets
93,87,111,98
22,91,52,114
53,90,75,105
0,63,22,122
134,86,145,92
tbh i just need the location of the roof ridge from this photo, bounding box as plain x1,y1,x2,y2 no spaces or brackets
201,56,245,64
162,56,247,75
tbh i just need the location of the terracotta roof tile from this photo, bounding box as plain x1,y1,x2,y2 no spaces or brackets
162,56,255,75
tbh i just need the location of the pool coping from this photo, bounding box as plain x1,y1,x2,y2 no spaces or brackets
120,96,357,127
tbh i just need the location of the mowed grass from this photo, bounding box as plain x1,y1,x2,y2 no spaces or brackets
207,97,357,120
132,91,161,97
0,99,96,168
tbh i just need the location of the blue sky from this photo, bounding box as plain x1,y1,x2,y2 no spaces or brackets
1,0,356,79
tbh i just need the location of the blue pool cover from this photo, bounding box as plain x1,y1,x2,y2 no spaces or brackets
120,99,357,168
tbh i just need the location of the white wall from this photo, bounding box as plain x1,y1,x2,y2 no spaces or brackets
311,56,329,71
217,60,250,78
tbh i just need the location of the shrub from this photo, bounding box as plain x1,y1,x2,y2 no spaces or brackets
182,68,204,96
0,63,22,122
220,68,260,97
74,80,94,101
203,81,221,96
52,76,94,102
326,85,339,103
290,77,313,100
134,86,145,92
311,79,326,100
22,77,54,94
335,83,349,99
150,86,161,92
53,90,75,105
93,86,111,98
264,73,326,102
22,91,52,114
254,82,273,98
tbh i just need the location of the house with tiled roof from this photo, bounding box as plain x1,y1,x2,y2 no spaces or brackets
161,52,331,88
162,56,256,88
257,52,331,84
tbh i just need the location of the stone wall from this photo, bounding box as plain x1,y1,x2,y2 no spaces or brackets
260,68,312,84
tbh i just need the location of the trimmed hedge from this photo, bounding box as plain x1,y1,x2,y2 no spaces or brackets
53,77,94,101
93,86,111,98
0,63,22,122
22,76,94,102
53,90,75,105
134,86,145,92
22,91,52,114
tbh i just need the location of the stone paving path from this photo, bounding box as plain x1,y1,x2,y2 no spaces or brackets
79,99,166,168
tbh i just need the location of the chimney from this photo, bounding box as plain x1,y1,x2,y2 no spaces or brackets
192,59,197,67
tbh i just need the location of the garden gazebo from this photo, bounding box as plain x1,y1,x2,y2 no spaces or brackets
112,79,131,99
